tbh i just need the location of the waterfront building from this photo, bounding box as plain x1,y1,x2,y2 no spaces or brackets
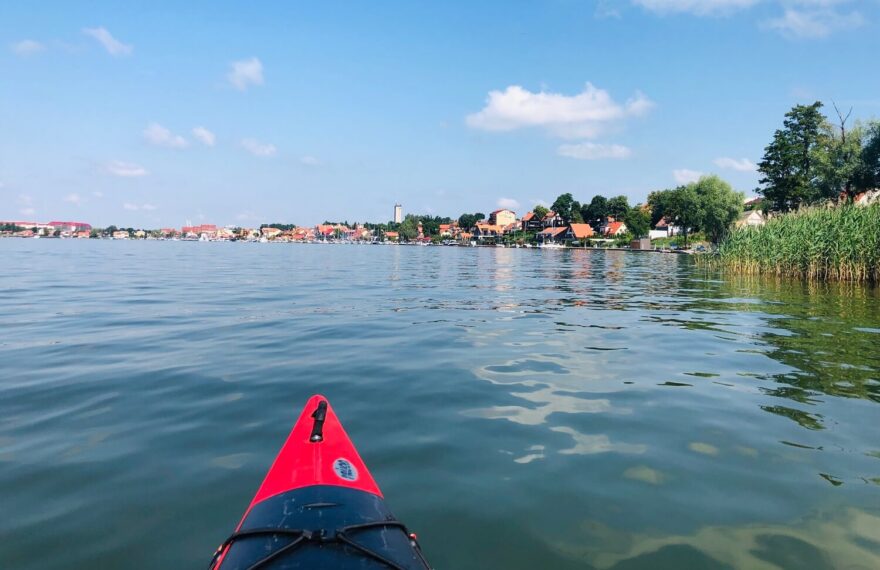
488,209,516,227
393,204,403,224
48,221,92,232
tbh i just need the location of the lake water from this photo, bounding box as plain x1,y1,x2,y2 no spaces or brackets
1,240,879,569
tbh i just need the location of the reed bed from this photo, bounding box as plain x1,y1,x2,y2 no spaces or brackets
704,203,880,284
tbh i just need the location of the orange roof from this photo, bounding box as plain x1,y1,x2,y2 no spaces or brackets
540,227,567,237
385,231,399,237
522,211,535,221
542,211,557,220
568,223,594,239
476,224,503,233
605,221,625,235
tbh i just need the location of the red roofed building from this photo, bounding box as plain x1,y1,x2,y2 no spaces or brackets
566,223,594,241
48,221,92,232
603,220,627,236
539,226,567,243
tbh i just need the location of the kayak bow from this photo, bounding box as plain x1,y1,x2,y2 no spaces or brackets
210,395,431,569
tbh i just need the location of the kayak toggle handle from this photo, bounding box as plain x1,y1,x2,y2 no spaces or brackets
310,400,328,442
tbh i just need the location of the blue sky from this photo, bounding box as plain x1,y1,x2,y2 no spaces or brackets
2,0,879,227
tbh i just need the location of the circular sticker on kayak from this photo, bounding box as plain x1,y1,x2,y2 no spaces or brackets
333,458,358,482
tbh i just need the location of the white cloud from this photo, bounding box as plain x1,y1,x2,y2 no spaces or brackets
466,83,653,139
82,27,132,56
763,7,864,39
123,202,155,211
192,126,216,146
299,155,320,166
632,0,759,16
673,169,704,184
497,198,521,210
11,39,46,56
18,194,36,216
714,157,757,171
143,123,188,149
92,191,104,198
107,160,148,177
558,142,632,160
241,138,277,157
64,193,83,205
227,57,264,91
236,210,260,221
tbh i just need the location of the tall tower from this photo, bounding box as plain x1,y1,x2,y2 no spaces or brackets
393,204,402,224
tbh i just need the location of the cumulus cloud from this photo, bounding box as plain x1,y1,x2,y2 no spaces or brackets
714,157,757,171
241,138,277,157
123,202,139,211
299,155,320,166
763,6,864,39
673,169,704,184
558,142,632,160
106,160,148,177
466,83,653,139
83,27,132,56
497,198,521,210
143,123,188,148
11,39,46,56
632,0,759,16
93,191,104,198
227,57,264,91
192,126,216,146
141,203,157,211
64,193,83,205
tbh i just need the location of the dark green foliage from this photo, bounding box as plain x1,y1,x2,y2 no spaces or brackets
758,102,830,211
582,195,608,229
550,193,576,222
623,207,650,238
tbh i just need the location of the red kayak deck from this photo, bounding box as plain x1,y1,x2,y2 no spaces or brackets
247,394,381,508
211,395,431,569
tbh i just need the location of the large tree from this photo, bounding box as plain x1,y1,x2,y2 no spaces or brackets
663,185,701,247
859,120,880,192
606,195,631,219
551,193,576,222
582,195,608,229
758,102,828,211
623,206,651,238
693,175,743,244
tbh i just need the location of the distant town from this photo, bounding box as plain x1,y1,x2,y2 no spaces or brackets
0,195,776,251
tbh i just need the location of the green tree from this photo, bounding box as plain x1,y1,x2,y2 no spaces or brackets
551,193,576,222
758,102,828,211
607,195,631,219
398,215,419,241
693,175,743,244
570,200,584,223
814,105,868,203
533,205,549,220
647,190,674,226
623,206,650,238
664,185,701,247
582,195,608,229
858,120,880,193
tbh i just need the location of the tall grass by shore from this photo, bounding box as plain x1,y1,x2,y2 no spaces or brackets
705,203,880,284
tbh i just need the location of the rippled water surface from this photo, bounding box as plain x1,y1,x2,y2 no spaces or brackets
2,240,879,569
